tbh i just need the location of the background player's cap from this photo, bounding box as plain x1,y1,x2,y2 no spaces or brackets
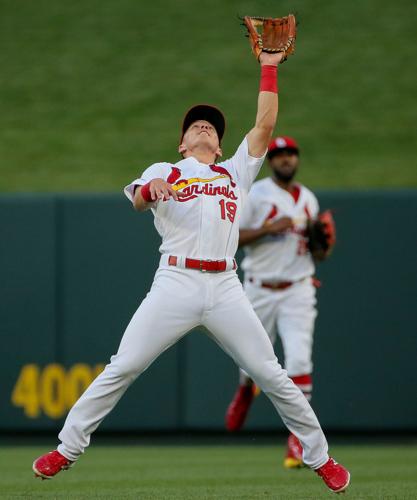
267,136,299,158
181,104,226,144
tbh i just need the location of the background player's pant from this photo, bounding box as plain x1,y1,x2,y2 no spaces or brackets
239,279,317,389
58,266,328,469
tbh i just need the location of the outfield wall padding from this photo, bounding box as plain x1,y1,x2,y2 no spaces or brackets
1,191,416,432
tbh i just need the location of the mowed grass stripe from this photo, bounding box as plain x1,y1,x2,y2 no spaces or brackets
0,0,416,191
0,444,416,498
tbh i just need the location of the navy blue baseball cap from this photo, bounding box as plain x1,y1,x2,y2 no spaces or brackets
181,104,226,143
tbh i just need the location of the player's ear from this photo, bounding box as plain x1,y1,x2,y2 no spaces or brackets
178,143,187,155
216,146,223,158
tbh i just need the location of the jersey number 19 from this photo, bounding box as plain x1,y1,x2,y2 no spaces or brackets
219,199,237,223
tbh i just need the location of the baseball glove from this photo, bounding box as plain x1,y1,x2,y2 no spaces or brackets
243,15,296,61
306,210,336,261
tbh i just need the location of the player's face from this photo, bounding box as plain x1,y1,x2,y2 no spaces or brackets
269,150,299,183
179,120,222,158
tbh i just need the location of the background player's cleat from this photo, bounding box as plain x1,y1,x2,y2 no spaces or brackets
315,457,350,493
33,450,72,479
284,433,304,468
225,384,256,431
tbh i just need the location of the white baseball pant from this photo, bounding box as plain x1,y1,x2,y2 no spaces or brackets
239,278,317,383
58,265,328,469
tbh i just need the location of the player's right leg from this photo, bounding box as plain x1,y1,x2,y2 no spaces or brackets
225,280,278,432
33,268,202,478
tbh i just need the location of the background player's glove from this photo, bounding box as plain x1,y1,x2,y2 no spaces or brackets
306,210,336,261
243,15,296,62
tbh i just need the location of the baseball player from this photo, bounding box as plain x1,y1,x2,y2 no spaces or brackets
225,136,335,469
32,51,349,493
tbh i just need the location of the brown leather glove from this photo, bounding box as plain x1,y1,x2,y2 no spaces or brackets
306,210,337,261
243,15,297,62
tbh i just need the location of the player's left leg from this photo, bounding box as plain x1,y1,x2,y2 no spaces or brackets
276,279,317,400
203,273,328,470
276,279,317,467
204,273,350,492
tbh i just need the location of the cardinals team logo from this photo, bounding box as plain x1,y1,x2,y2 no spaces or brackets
167,166,237,202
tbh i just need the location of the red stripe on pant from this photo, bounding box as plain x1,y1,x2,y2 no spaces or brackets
291,374,313,401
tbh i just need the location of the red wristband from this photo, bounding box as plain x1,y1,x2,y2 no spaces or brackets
260,65,278,93
140,182,153,202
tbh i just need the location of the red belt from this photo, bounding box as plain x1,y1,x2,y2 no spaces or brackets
168,255,236,273
249,277,293,290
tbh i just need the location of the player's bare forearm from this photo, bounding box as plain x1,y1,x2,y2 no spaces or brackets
239,227,269,247
247,52,284,158
239,217,294,247
246,91,277,157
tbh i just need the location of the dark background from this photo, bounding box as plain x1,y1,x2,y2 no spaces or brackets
1,191,416,433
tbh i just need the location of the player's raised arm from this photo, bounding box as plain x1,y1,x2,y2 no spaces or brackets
243,15,296,158
246,52,284,158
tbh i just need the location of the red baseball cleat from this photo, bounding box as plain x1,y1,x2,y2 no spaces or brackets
33,450,72,480
284,433,304,468
315,457,350,493
225,384,255,432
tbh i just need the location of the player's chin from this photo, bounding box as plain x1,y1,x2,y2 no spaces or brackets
196,137,214,147
274,169,296,182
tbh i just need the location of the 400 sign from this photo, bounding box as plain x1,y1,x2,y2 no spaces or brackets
11,363,104,419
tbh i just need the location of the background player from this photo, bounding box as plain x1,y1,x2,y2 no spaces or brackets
32,45,348,493
225,136,335,469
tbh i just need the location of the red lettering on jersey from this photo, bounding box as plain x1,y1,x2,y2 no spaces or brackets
304,205,311,219
168,167,238,203
209,165,236,187
167,167,182,184
178,183,238,202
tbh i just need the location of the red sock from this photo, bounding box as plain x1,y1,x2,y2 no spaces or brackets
291,374,313,401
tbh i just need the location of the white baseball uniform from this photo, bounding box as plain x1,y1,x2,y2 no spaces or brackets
240,177,319,386
57,138,328,468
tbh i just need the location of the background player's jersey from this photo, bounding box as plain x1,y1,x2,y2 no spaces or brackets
240,177,319,281
124,138,265,260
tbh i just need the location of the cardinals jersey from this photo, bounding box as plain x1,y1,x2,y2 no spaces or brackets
124,138,266,260
240,177,319,281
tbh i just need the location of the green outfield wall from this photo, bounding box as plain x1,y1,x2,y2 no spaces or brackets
1,192,416,432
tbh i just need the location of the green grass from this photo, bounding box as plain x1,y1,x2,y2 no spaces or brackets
1,444,416,499
0,0,416,191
